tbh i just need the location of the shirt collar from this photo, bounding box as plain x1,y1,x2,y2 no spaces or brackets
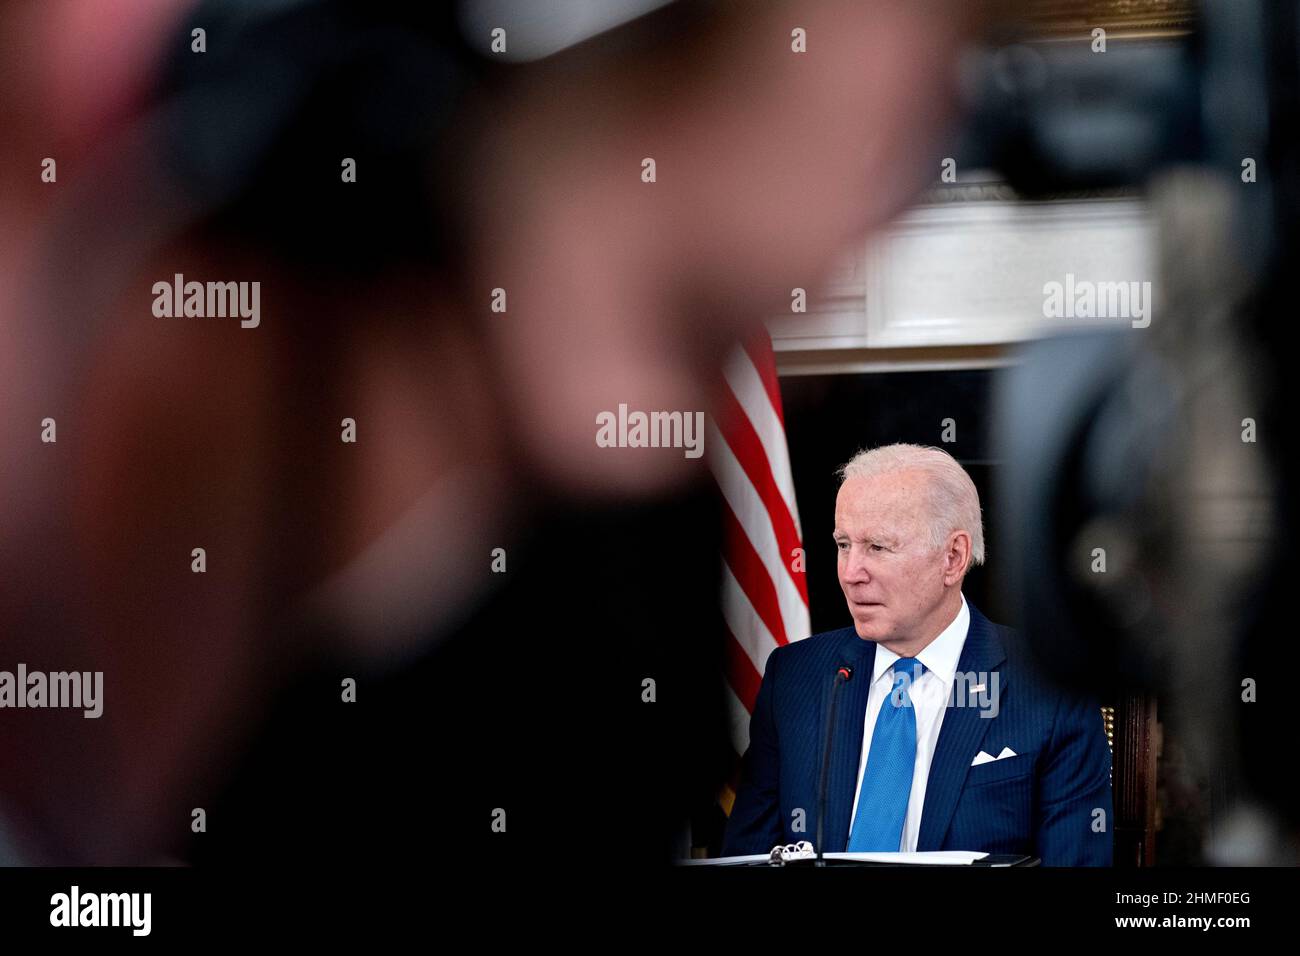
871,592,970,689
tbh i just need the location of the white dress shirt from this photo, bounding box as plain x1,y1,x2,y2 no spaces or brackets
847,592,970,851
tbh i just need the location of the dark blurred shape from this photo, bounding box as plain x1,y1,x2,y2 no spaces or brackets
158,2,482,275
189,490,731,869
970,0,1296,860
957,37,1202,194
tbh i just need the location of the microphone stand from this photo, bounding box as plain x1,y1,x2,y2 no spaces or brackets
815,664,852,867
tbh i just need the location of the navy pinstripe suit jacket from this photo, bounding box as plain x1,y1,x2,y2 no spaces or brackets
721,600,1114,865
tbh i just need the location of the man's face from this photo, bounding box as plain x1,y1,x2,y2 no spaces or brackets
834,470,950,643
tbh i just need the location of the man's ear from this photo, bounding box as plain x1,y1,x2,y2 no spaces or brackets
945,531,971,582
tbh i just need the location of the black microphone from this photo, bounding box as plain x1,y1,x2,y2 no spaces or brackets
815,662,853,866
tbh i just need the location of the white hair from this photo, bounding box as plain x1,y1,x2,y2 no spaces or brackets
835,443,985,570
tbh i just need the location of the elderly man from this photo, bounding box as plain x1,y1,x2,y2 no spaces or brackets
722,444,1113,865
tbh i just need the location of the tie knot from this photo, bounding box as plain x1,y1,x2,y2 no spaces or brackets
893,658,925,686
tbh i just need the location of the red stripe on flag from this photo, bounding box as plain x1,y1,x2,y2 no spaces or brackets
714,385,809,605
721,499,789,647
722,622,763,713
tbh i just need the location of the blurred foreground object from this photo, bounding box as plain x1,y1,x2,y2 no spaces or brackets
975,0,1296,862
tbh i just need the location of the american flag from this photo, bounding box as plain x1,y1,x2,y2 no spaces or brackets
708,331,810,814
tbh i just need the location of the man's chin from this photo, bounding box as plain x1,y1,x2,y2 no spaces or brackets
852,619,889,642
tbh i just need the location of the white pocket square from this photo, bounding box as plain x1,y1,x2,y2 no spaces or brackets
971,747,1018,766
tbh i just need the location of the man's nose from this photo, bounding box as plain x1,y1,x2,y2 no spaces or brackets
842,546,872,580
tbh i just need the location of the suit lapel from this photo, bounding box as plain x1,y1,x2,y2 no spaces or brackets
916,601,1009,850
819,631,876,852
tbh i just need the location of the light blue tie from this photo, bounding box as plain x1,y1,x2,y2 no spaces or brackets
847,657,925,851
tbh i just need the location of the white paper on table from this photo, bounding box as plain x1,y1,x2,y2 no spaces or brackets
676,850,990,866
676,854,773,865
825,851,988,865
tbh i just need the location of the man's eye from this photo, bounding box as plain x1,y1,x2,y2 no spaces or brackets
871,544,885,552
